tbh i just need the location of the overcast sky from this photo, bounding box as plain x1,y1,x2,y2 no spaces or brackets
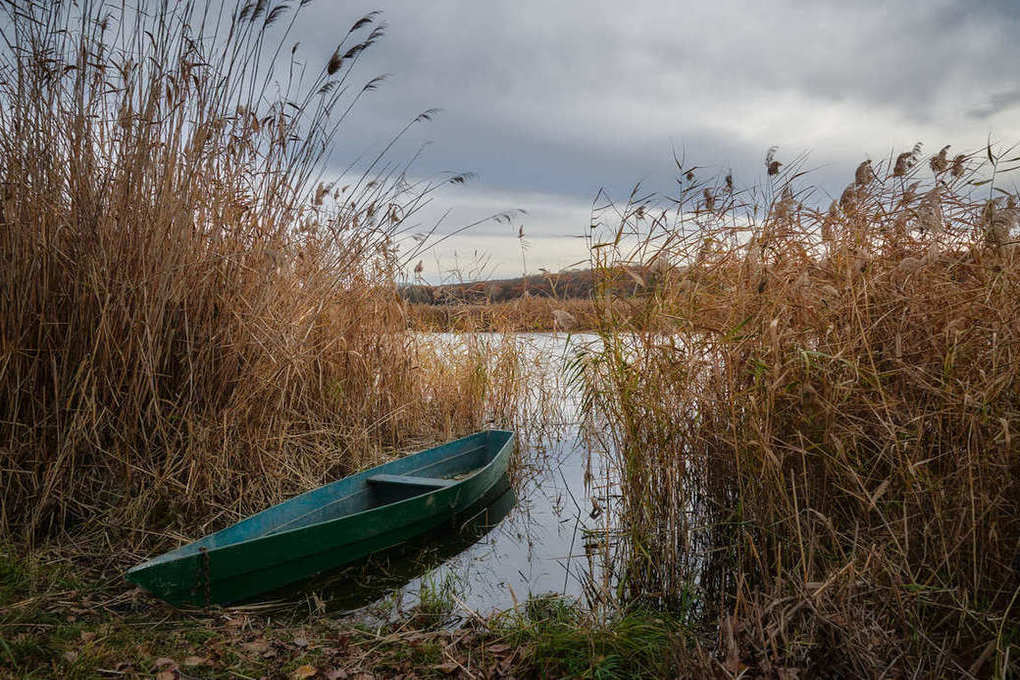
286,0,1019,281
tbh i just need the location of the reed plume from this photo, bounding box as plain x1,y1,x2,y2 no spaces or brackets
578,146,1020,676
0,0,510,550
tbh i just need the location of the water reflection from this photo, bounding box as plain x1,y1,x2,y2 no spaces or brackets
379,334,612,617
263,480,518,615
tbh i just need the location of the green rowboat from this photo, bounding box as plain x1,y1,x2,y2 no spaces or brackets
126,430,515,606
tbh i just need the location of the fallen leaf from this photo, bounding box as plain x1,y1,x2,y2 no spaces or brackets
63,651,79,663
487,643,511,654
292,664,318,679
324,670,349,680
721,614,745,675
242,639,270,654
432,661,459,674
79,631,97,643
156,671,178,680
182,656,206,667
293,636,310,648
153,657,177,668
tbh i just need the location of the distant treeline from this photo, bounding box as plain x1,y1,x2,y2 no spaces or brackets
402,267,654,305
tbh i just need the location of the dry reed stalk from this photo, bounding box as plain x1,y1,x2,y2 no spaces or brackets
577,147,1020,675
0,1,516,552
406,296,601,332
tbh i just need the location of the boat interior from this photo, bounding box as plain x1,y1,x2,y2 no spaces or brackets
133,430,513,565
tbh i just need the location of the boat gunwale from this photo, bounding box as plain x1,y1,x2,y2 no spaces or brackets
126,430,515,575
182,467,515,605
262,444,489,537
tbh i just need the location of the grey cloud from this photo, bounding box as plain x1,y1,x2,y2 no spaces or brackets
276,0,1018,249
969,88,1020,119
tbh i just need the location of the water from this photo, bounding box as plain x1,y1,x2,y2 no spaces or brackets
388,423,602,617
263,333,612,621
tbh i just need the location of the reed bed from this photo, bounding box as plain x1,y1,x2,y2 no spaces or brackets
407,296,600,332
0,1,518,553
577,147,1020,675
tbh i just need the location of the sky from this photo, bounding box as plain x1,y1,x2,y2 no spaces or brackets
285,0,1020,282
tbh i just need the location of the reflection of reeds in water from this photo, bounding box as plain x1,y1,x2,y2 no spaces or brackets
577,146,1020,675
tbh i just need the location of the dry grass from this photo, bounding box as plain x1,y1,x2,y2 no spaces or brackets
0,1,516,553
406,296,600,332
577,146,1020,676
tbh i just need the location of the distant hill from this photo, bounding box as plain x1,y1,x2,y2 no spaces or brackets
402,269,598,305
401,266,666,305
397,269,591,303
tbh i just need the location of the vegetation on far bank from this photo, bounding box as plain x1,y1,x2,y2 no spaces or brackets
402,270,601,306
405,297,599,332
401,268,647,332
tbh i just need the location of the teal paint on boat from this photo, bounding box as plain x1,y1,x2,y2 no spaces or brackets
126,430,515,606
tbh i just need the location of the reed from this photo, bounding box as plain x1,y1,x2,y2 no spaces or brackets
577,146,1020,675
0,1,515,551
406,296,601,332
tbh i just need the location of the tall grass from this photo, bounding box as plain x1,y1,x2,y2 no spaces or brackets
0,1,510,549
407,296,599,332
577,147,1020,675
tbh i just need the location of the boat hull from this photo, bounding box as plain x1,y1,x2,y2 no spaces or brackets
126,430,514,606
